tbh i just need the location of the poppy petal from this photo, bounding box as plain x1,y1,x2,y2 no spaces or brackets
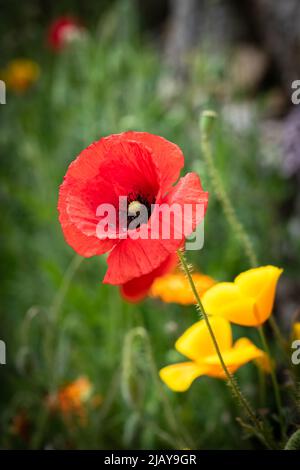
58,181,115,256
255,353,272,373
58,137,161,254
64,141,106,181
66,138,159,202
204,337,268,377
120,253,178,302
234,266,283,324
104,237,175,285
163,173,208,239
98,140,160,200
150,271,215,305
201,282,257,326
121,131,184,193
70,131,181,195
175,317,232,361
159,362,207,392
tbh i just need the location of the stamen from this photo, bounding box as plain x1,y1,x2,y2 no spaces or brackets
128,200,143,216
126,194,155,229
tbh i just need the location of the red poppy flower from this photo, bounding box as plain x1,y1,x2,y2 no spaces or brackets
58,131,208,287
48,16,84,51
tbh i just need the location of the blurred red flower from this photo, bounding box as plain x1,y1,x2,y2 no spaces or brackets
48,16,84,51
58,132,208,290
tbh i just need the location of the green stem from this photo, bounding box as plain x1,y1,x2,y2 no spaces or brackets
258,366,266,409
200,112,286,344
122,326,192,449
44,254,83,372
177,250,274,449
269,316,288,354
50,254,83,322
200,113,258,268
34,255,83,449
257,325,286,440
200,111,286,435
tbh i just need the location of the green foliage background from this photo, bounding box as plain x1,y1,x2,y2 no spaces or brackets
0,0,298,450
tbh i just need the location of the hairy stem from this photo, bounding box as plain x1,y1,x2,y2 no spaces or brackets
200,111,286,438
177,250,274,449
200,112,285,338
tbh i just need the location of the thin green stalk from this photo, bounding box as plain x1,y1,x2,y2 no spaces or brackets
269,316,288,354
33,254,83,449
177,250,274,449
200,111,286,436
122,326,192,449
200,111,286,347
200,111,258,268
257,325,286,440
258,366,266,409
44,253,83,372
50,254,83,322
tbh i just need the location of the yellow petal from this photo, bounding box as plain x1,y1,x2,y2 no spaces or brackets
159,362,207,392
255,354,273,373
175,316,232,361
4,59,40,93
203,337,269,377
201,282,257,326
150,272,215,305
193,273,216,297
293,322,300,341
234,266,283,324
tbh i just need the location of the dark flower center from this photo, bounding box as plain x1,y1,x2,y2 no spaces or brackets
127,193,155,229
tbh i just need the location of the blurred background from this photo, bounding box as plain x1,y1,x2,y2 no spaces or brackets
1,0,300,449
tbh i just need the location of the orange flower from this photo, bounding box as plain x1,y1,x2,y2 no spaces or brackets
150,271,216,305
160,317,270,392
47,376,99,422
1,59,40,93
201,266,283,326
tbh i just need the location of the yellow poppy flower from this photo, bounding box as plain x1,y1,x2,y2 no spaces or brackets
1,59,40,93
201,266,283,326
150,271,216,305
159,317,270,392
293,322,300,340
